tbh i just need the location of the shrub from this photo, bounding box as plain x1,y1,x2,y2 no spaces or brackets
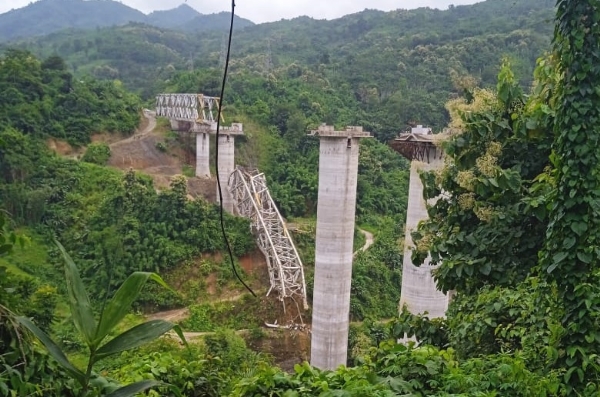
81,142,111,165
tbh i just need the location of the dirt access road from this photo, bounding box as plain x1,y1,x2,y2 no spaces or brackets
108,110,216,199
108,109,180,188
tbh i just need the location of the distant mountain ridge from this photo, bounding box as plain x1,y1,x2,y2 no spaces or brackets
0,0,254,42
147,4,200,29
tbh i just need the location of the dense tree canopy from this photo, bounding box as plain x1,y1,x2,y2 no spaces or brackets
0,49,140,145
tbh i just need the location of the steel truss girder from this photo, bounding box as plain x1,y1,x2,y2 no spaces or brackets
155,93,221,124
229,167,308,309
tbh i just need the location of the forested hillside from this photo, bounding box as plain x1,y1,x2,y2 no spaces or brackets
0,43,409,394
5,0,555,135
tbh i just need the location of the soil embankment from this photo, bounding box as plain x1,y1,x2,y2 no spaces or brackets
108,110,216,199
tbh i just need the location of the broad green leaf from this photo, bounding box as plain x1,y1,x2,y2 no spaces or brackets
94,272,172,347
577,251,592,264
55,240,97,347
16,316,86,386
104,380,164,397
480,262,492,276
570,221,588,236
95,320,184,361
171,324,188,348
552,251,568,265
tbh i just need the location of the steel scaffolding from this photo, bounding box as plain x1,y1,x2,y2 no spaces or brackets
228,167,308,309
155,93,221,124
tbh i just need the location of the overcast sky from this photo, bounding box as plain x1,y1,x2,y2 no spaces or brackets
1,0,482,23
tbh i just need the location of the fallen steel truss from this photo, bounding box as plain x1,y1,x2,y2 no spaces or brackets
229,167,308,309
155,93,221,123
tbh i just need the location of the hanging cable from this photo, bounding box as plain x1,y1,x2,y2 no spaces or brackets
215,0,256,297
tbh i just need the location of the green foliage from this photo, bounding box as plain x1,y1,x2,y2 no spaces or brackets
0,213,78,396
234,342,560,396
182,295,279,332
102,331,264,397
353,227,366,253
350,251,401,321
16,241,186,397
82,143,111,165
371,342,559,396
349,218,403,321
445,278,561,369
0,50,140,145
539,0,600,391
391,308,449,349
14,0,554,133
357,140,410,220
0,211,27,256
412,60,552,294
232,361,393,397
348,320,391,366
66,171,255,303
0,126,256,307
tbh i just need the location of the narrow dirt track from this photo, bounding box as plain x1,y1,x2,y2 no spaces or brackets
107,110,183,189
354,228,375,256
112,109,157,145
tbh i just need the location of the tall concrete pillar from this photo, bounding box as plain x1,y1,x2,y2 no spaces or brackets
216,134,235,214
399,153,448,318
310,125,370,370
196,132,210,178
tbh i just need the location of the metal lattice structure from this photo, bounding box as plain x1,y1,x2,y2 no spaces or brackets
390,133,442,163
229,167,308,309
155,94,221,124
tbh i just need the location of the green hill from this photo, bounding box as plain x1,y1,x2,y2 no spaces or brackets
0,0,255,42
2,0,554,133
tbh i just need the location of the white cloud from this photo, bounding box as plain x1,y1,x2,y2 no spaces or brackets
0,0,482,23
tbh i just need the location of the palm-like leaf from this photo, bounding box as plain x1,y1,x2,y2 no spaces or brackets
16,316,86,386
29,241,187,395
56,240,97,346
95,320,186,361
94,272,172,347
104,380,164,397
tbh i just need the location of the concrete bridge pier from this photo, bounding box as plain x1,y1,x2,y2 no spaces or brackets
216,134,235,214
196,132,210,178
399,156,449,318
309,125,371,370
169,119,180,131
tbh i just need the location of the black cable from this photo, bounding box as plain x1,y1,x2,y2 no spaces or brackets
215,0,256,298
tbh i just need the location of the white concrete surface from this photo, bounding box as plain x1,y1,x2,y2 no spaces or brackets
216,134,235,214
311,136,361,370
169,119,180,131
196,132,210,178
399,152,449,318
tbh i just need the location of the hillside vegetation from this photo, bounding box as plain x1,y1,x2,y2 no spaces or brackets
5,0,555,133
5,0,600,396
